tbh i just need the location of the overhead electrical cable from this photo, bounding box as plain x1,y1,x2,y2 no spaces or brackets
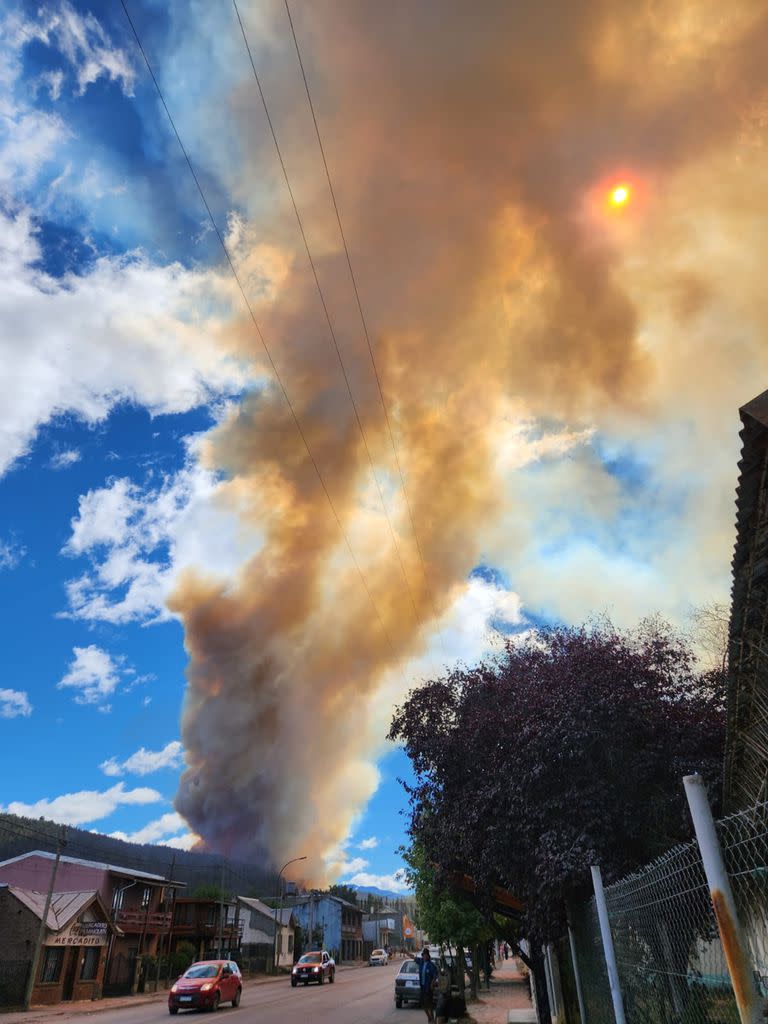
231,0,430,642
118,0,399,659
281,0,449,656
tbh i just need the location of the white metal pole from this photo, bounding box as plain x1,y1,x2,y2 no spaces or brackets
683,774,762,1024
590,865,626,1024
543,944,555,1018
546,943,560,1019
567,920,588,1024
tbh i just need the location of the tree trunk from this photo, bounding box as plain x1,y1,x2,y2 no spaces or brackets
470,943,480,1001
515,943,551,1024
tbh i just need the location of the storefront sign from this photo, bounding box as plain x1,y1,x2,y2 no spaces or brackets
45,919,109,946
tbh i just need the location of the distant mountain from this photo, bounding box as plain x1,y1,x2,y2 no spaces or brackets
353,884,413,899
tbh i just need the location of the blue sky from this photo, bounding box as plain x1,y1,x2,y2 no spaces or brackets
0,0,757,893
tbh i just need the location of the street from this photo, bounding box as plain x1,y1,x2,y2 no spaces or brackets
21,966,412,1024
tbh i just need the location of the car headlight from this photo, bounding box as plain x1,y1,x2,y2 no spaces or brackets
171,984,179,994
201,983,213,991
312,966,320,973
292,967,298,974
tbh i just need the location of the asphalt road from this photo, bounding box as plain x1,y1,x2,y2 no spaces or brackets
28,964,420,1024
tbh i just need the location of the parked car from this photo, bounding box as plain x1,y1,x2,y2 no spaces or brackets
168,960,242,1014
369,948,389,966
394,959,422,1008
291,951,335,986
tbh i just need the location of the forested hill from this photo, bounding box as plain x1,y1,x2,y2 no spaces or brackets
0,813,277,896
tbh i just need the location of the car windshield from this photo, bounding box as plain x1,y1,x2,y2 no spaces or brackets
299,954,322,964
184,964,220,979
373,950,385,956
400,961,419,974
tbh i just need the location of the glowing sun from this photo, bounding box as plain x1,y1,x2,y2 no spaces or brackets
610,184,630,207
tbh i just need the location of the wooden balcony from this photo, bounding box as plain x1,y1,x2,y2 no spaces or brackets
172,921,244,938
114,908,172,932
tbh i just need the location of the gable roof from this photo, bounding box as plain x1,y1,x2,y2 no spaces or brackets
0,849,183,886
236,896,294,926
0,883,119,933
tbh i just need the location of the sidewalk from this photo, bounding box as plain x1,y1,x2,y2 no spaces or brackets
5,964,368,1023
466,958,537,1024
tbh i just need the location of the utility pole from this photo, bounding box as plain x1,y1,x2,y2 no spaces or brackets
24,826,66,1009
217,863,225,960
274,856,306,972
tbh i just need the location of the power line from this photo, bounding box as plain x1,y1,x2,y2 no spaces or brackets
118,0,398,659
231,0,429,643
281,0,448,657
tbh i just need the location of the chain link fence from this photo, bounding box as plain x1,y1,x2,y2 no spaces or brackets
563,799,768,1024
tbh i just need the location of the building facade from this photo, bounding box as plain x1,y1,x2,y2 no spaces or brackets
169,897,242,961
0,851,182,996
0,883,117,1006
236,897,295,968
284,894,363,964
726,389,768,810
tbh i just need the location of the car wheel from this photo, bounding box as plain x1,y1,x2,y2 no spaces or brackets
210,992,220,1012
395,998,402,1008
232,987,241,1007
291,978,297,988
169,1010,179,1016
329,969,334,984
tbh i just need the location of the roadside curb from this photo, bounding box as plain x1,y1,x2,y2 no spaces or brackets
6,963,372,1022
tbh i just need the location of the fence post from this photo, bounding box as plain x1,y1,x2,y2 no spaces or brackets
566,916,588,1024
683,774,762,1024
590,866,626,1024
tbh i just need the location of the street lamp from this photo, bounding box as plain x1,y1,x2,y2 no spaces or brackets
274,856,306,972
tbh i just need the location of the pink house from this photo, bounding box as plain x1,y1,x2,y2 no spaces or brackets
0,851,184,996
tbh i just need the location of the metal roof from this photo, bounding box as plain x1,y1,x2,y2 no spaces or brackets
0,883,119,934
0,849,184,886
236,896,294,926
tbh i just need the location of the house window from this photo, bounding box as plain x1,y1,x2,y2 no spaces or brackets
80,948,100,981
140,887,152,910
40,948,64,984
288,934,294,953
112,888,124,911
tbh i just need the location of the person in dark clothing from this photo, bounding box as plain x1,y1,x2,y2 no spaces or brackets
414,949,439,1023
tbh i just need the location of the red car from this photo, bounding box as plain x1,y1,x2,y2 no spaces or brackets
291,951,335,986
169,959,242,1014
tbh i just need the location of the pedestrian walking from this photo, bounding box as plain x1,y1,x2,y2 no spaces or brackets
413,948,439,1023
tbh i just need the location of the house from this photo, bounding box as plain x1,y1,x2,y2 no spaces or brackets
0,882,118,1006
362,912,397,956
725,388,768,811
283,894,363,963
168,896,242,961
0,850,184,996
236,896,295,968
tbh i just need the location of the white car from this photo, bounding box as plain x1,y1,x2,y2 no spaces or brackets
369,948,389,966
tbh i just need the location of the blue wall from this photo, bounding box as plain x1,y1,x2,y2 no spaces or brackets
290,897,341,959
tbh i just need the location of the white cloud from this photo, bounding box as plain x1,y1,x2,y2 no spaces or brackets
49,448,81,470
0,538,25,570
337,856,369,876
0,208,250,480
109,812,199,850
61,462,262,625
358,836,378,850
345,871,411,894
163,833,199,851
7,2,135,98
0,688,32,718
99,741,184,777
2,781,162,826
57,645,125,706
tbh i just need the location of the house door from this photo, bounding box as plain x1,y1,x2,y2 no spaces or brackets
62,949,79,1001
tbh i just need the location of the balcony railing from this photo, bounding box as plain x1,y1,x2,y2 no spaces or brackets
172,921,244,937
114,908,172,931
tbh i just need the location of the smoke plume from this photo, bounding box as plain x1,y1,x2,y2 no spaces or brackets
168,0,768,879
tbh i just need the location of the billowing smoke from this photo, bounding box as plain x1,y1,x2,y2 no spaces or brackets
169,0,768,879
